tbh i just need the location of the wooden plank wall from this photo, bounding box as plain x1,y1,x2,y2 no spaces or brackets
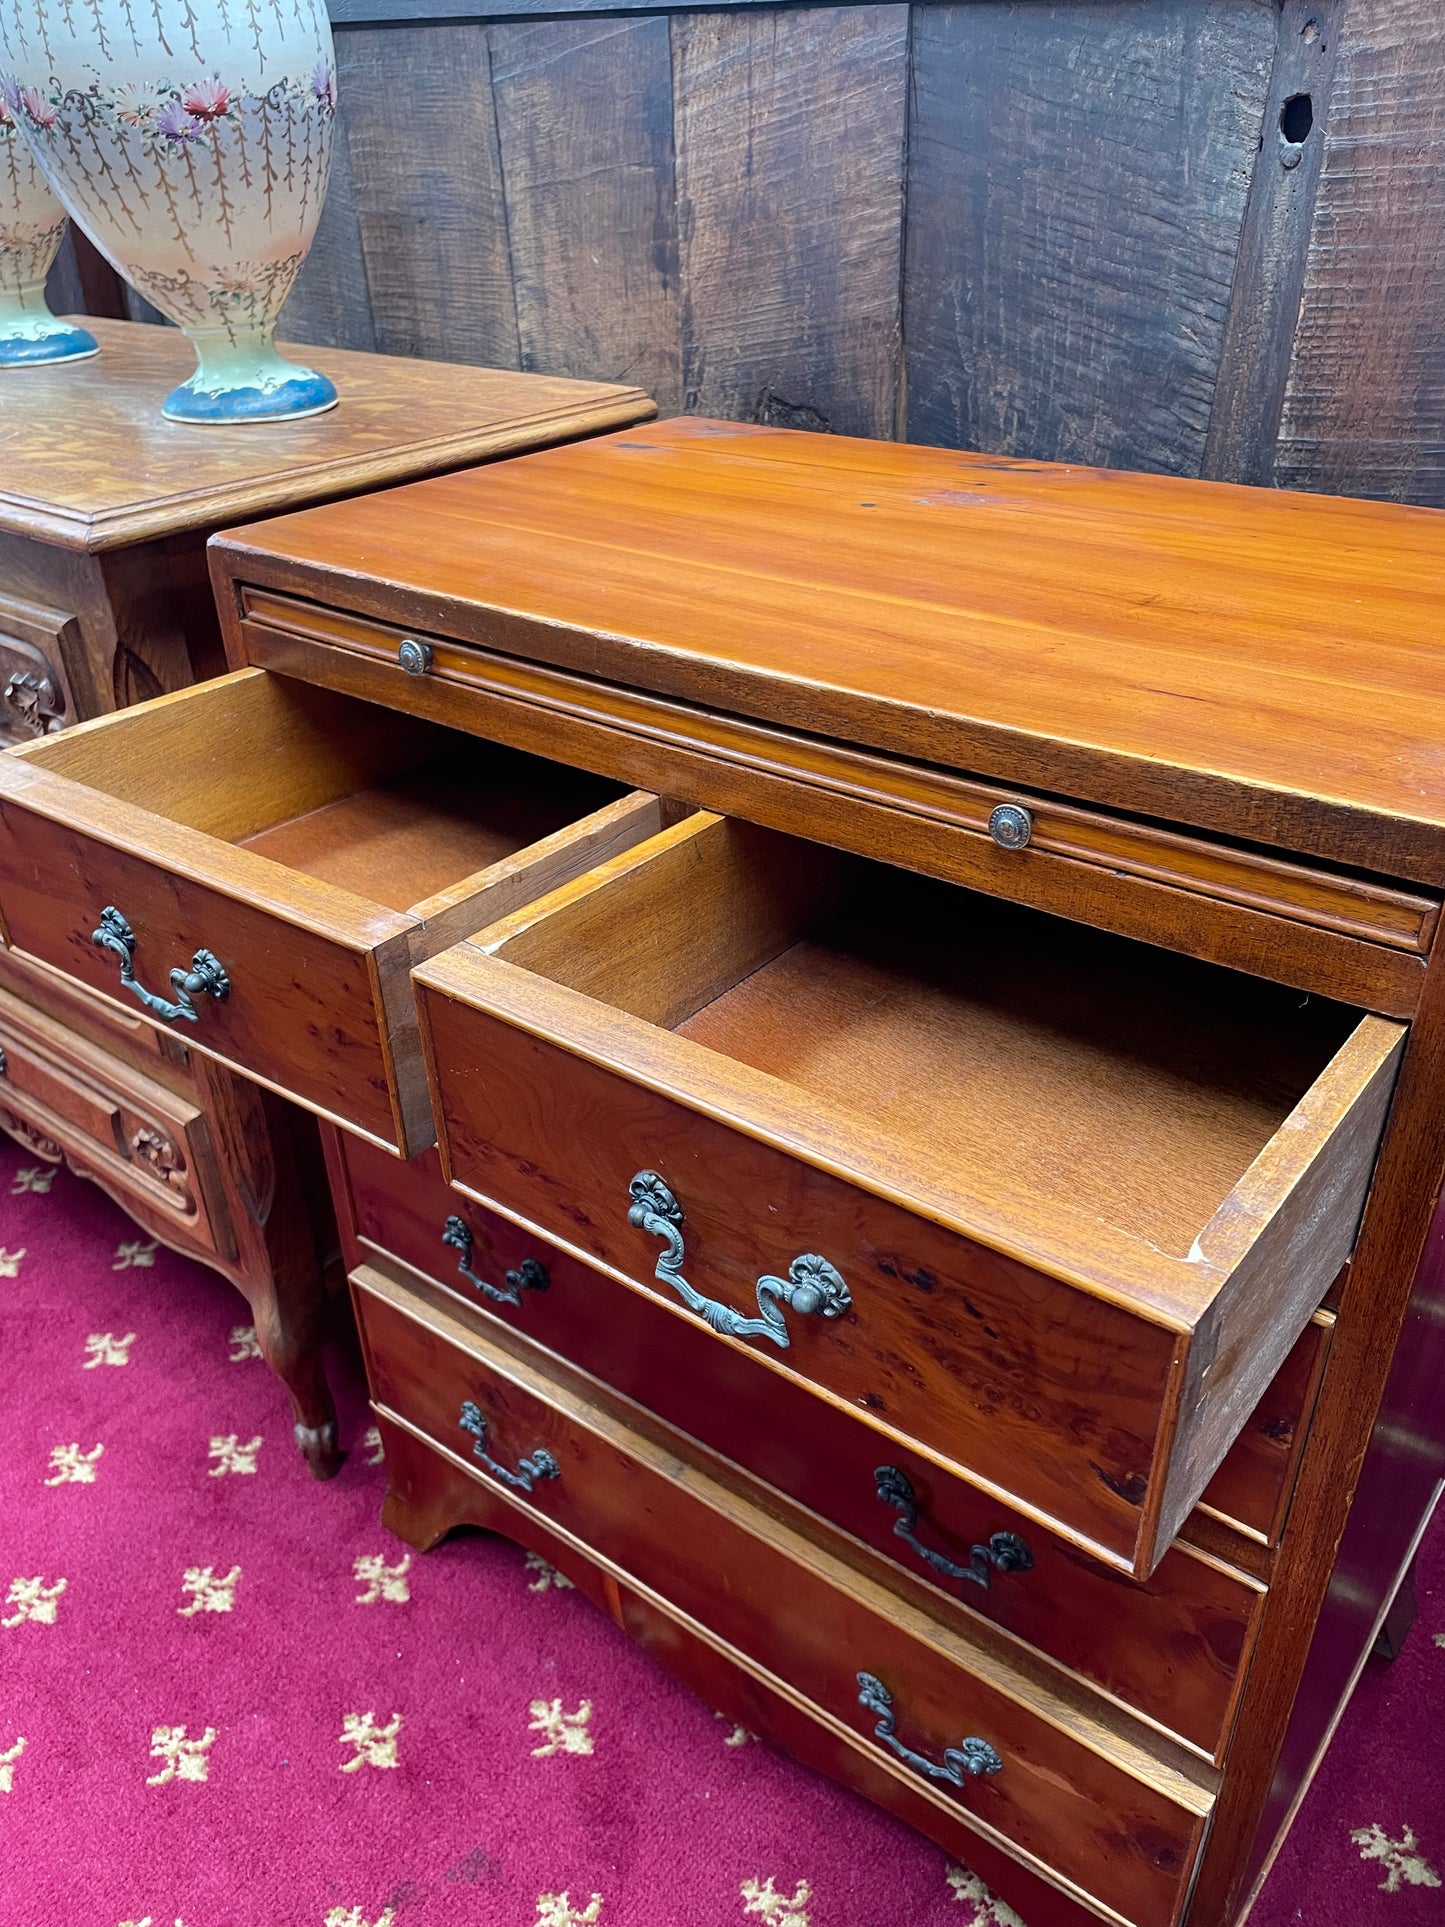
906,0,1276,476
289,0,1278,455
1274,0,1445,502
46,0,1445,508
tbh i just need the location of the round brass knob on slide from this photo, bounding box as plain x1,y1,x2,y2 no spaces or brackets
397,637,433,676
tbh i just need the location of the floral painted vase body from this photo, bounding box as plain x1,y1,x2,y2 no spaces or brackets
0,88,96,363
0,0,338,421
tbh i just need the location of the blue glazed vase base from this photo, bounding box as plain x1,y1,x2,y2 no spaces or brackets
162,366,339,425
0,324,101,366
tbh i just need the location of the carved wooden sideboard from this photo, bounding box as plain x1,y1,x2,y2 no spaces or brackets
2,417,1442,1924
0,318,652,1473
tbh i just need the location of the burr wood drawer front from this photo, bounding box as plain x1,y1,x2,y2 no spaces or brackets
339,1132,1291,1761
413,812,1403,1580
353,1264,1215,1927
0,668,663,1156
0,982,217,1250
234,586,1437,1019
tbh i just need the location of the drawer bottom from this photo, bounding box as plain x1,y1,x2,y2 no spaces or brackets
354,1264,1215,1927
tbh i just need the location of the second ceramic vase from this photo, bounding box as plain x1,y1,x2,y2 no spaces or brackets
0,0,338,422
0,87,96,364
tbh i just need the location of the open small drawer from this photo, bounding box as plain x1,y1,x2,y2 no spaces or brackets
413,812,1405,1577
0,668,667,1154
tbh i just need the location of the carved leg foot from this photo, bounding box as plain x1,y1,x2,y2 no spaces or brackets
245,1276,341,1480
296,1417,343,1481
197,1071,342,1477
264,1333,342,1480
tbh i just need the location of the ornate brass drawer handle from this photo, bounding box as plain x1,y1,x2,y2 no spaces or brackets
442,1215,549,1309
92,907,229,1025
458,1400,560,1493
875,1467,1033,1590
856,1672,1003,1787
627,1170,851,1349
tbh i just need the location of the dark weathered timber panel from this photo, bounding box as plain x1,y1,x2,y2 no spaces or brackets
44,231,87,320
52,220,164,325
672,5,908,437
281,71,379,354
490,16,683,410
905,0,1275,474
332,24,520,367
1275,0,1445,504
1203,0,1343,486
123,285,167,327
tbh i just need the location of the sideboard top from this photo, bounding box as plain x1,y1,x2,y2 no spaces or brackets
211,416,1445,879
0,318,652,553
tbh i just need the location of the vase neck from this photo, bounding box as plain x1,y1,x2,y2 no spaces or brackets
188,320,281,383
0,275,51,324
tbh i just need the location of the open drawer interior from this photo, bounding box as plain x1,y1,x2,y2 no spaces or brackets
435,811,1404,1569
20,669,628,932
0,670,668,1153
478,813,1379,1261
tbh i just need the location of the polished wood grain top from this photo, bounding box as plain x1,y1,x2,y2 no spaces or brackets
0,318,653,553
214,417,1445,881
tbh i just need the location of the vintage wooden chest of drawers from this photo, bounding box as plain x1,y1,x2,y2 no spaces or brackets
5,419,1445,1927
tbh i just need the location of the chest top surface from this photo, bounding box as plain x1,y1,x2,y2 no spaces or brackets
0,318,652,554
211,416,1445,881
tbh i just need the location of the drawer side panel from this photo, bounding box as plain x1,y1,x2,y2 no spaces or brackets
1153,1021,1404,1558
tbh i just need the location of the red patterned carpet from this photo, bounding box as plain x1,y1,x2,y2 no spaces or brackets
1,1127,1441,1927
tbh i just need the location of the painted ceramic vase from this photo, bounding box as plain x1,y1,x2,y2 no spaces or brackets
0,87,96,363
0,0,337,422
